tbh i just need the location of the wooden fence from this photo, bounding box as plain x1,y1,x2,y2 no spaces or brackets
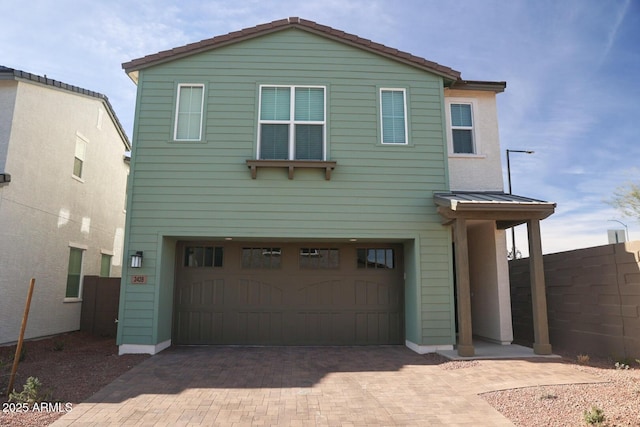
80,276,120,337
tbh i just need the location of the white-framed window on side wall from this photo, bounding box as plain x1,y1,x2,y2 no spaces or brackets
446,99,478,155
65,244,86,300
73,133,88,180
100,251,113,277
174,84,205,141
380,88,408,145
257,85,326,160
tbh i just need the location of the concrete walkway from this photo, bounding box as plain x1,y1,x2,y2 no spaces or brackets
52,346,603,426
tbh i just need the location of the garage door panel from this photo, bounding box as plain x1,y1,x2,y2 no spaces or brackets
237,279,284,306
176,279,225,307
354,280,402,308
231,311,284,344
296,279,345,307
174,311,225,345
174,242,404,345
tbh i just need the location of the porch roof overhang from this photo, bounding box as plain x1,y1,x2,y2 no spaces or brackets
434,191,556,229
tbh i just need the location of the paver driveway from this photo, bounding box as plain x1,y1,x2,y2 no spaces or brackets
52,346,602,426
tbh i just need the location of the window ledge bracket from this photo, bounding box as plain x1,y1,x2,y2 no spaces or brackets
246,160,337,180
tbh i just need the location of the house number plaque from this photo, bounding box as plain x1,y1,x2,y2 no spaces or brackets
131,275,147,284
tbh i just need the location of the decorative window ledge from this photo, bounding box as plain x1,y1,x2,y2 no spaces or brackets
246,160,337,180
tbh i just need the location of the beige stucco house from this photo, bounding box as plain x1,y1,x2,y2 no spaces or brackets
0,66,130,345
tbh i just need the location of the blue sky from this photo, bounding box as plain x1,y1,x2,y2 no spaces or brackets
3,0,638,254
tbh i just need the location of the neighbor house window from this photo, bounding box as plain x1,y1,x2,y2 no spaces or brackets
65,247,85,298
174,84,204,141
449,102,475,154
258,85,325,160
100,253,112,277
380,89,408,144
73,135,87,178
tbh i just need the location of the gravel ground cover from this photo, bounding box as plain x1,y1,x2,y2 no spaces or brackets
1,332,638,426
0,332,149,426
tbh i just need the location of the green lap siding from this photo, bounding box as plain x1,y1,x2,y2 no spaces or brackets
118,28,454,348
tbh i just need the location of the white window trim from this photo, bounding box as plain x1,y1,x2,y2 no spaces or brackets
379,88,409,145
64,243,87,302
446,98,482,157
173,83,205,141
72,132,89,181
257,84,327,160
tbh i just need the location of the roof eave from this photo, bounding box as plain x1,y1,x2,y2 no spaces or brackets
122,21,291,75
435,200,556,212
122,17,462,82
449,80,507,93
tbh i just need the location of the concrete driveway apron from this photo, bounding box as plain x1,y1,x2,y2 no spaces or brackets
51,346,602,426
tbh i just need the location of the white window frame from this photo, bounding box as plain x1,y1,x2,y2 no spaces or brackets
64,243,87,302
446,98,479,156
100,249,114,277
257,85,327,160
173,83,205,141
380,88,409,145
73,133,88,180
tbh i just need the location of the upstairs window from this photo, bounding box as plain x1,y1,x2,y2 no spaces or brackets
73,135,87,179
174,84,204,141
258,85,325,160
450,103,475,154
380,89,408,144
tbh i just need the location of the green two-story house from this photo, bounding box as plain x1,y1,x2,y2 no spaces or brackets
118,17,555,357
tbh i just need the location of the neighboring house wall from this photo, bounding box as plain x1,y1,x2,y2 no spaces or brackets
510,241,640,358
0,76,129,344
118,28,454,352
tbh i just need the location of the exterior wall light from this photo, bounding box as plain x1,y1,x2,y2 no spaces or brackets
0,173,10,184
130,251,143,268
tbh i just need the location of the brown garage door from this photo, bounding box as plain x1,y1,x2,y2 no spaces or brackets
173,242,404,345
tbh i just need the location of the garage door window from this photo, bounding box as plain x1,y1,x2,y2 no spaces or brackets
185,246,223,267
299,248,339,269
242,247,282,269
357,248,395,269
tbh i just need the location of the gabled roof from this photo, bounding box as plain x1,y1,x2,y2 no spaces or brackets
0,66,131,150
122,17,463,84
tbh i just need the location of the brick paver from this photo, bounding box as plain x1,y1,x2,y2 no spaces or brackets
51,346,603,426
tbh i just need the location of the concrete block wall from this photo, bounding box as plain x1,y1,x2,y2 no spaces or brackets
510,241,640,358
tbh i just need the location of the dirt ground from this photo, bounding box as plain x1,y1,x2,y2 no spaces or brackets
0,331,149,426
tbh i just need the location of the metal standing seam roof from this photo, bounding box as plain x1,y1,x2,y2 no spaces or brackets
122,17,464,83
0,65,131,150
434,192,556,212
